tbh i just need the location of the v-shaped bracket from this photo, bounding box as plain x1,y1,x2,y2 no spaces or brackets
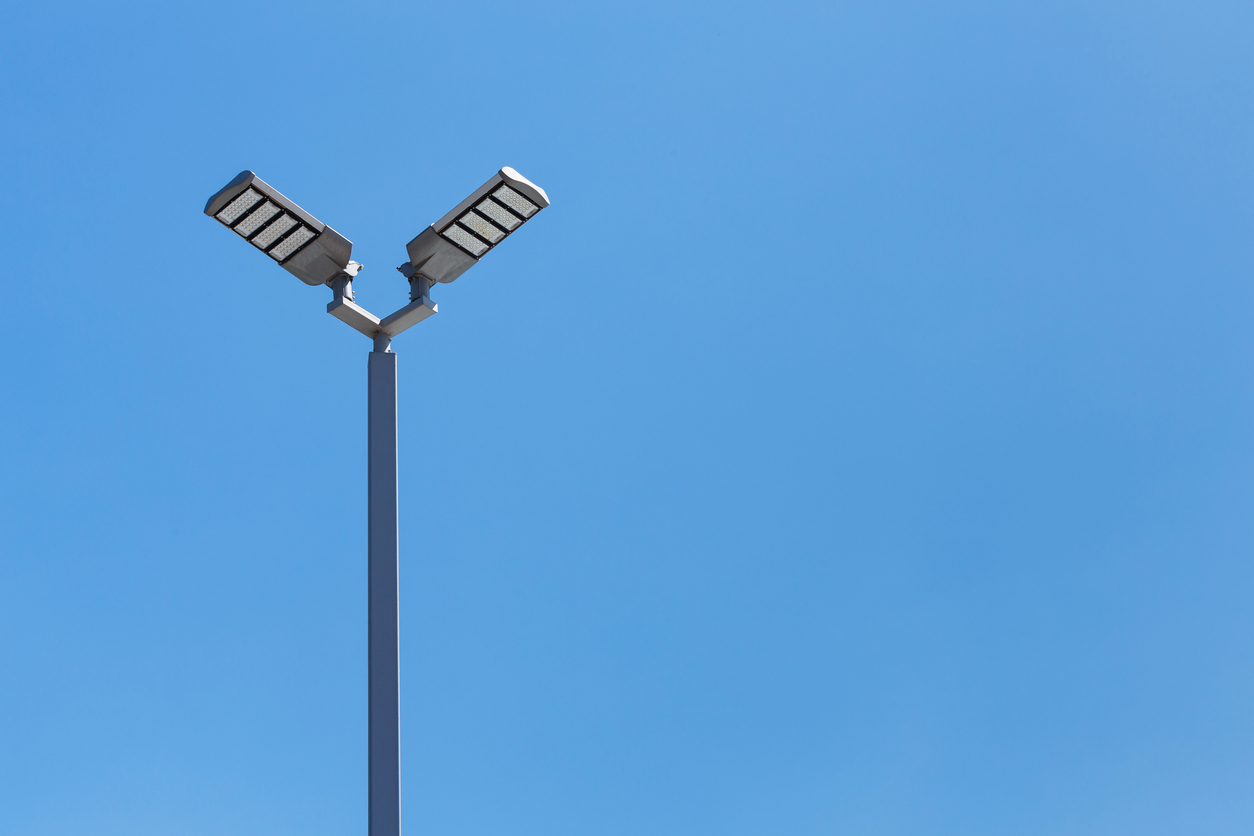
325,264,438,340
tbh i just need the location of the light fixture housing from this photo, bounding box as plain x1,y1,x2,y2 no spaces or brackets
404,167,549,284
205,171,353,286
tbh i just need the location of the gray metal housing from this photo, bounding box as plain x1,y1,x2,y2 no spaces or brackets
404,167,550,284
205,171,354,286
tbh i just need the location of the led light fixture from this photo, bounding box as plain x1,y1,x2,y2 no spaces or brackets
403,167,549,285
204,171,353,286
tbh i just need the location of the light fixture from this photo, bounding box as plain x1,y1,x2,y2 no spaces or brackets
204,167,550,339
204,171,353,286
402,167,550,287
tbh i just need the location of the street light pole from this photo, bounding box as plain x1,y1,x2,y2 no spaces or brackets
367,335,400,836
203,167,549,836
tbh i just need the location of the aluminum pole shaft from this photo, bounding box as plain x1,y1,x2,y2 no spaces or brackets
368,347,401,836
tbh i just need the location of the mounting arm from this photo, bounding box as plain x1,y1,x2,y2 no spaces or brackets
326,261,438,341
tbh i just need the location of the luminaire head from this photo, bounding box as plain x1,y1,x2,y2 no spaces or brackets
404,167,550,285
204,171,353,286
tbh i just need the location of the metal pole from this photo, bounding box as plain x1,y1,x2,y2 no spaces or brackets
368,336,400,836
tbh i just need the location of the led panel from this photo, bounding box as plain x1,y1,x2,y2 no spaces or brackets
216,188,264,225
459,211,506,244
252,214,298,250
442,224,489,257
268,225,317,262
493,185,538,218
476,198,522,231
236,202,281,237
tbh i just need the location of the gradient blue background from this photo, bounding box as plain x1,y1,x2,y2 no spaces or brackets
2,2,1252,834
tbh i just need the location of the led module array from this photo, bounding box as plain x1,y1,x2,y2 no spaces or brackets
214,186,320,263
438,184,541,257
206,167,548,294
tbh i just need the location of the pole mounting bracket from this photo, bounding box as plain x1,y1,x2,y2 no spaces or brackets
326,262,437,340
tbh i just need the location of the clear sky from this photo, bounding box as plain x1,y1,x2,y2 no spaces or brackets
2,2,1252,835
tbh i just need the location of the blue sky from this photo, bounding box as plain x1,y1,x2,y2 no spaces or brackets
2,1,1253,834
